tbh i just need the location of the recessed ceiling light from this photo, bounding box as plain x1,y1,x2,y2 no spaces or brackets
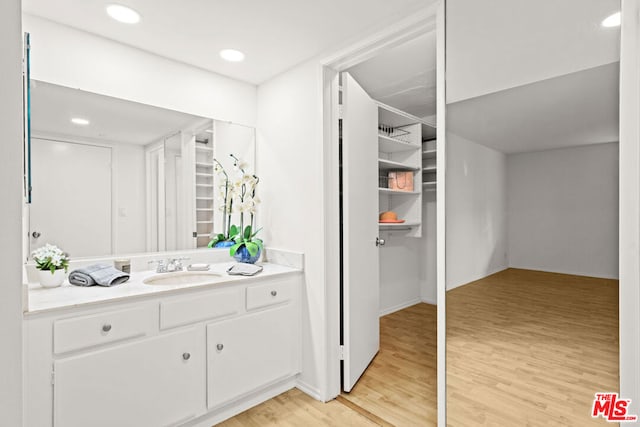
220,49,245,62
602,11,621,28
106,4,141,24
71,118,90,126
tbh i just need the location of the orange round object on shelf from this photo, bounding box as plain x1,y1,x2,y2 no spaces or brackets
379,211,398,221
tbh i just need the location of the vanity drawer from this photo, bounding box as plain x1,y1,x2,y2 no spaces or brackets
246,279,295,311
160,287,243,330
54,306,155,354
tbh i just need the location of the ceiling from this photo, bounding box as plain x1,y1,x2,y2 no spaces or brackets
446,0,620,103
447,62,620,154
348,31,436,119
31,80,206,145
22,0,432,85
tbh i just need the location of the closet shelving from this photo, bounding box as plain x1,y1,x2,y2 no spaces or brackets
422,137,437,191
194,129,215,248
377,103,424,237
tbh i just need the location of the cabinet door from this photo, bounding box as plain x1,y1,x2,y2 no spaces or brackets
54,328,204,427
207,305,297,408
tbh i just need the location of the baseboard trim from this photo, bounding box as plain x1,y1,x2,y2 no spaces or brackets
379,298,422,317
183,376,297,427
420,296,437,305
295,379,326,402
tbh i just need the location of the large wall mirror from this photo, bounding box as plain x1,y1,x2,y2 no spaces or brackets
28,80,255,259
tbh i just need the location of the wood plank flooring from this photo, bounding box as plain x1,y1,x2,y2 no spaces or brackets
446,268,619,427
218,303,437,426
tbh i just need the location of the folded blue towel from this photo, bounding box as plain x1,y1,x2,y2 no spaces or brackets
69,264,129,287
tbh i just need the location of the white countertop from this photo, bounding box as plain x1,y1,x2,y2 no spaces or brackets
27,262,301,315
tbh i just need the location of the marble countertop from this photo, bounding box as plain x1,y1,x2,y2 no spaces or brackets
26,262,301,315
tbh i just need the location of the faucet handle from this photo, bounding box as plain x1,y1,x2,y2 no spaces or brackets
148,259,166,273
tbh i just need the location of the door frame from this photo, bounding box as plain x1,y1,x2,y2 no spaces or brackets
319,2,446,425
619,0,640,417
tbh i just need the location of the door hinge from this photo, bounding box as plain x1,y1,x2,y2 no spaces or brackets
338,104,344,119
192,231,197,238
339,345,344,360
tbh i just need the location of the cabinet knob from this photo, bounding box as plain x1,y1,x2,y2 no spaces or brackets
216,344,224,351
102,324,112,332
182,352,191,360
270,290,277,297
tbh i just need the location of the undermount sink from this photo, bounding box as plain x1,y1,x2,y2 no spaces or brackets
143,271,223,286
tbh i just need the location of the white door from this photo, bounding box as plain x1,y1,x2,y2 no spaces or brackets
341,72,380,392
30,138,112,257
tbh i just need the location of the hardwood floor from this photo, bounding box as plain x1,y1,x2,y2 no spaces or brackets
218,303,437,426
340,303,438,426
447,268,619,427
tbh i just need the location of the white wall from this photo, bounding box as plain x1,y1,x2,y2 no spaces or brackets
114,143,147,254
256,60,327,398
446,132,508,290
507,143,619,279
0,0,24,424
23,14,257,126
379,233,421,315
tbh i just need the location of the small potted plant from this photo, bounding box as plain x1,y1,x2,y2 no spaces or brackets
32,244,70,288
230,225,264,264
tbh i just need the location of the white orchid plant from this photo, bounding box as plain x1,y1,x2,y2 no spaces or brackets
32,244,70,274
208,154,263,257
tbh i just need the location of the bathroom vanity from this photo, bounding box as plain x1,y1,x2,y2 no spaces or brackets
24,261,302,427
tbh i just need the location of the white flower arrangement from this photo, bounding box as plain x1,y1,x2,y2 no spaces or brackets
32,244,70,274
208,154,262,257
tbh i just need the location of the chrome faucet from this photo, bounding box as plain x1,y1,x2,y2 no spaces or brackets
148,257,189,273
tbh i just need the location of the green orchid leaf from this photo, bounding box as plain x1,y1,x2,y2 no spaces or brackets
244,225,252,240
229,225,239,237
230,242,243,256
255,239,264,251
246,242,259,256
251,227,262,238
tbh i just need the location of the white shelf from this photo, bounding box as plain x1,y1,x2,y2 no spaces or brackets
197,208,214,212
422,149,437,159
378,221,420,229
195,162,214,168
196,197,214,201
379,188,420,195
378,134,420,153
196,184,214,188
378,158,420,171
196,173,213,177
196,234,211,238
196,145,213,152
422,166,437,173
423,181,437,191
197,221,213,224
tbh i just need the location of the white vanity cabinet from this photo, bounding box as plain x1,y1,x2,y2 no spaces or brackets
207,281,298,408
54,328,204,427
24,271,302,427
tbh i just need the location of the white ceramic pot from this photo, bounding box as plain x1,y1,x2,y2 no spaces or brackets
38,269,66,288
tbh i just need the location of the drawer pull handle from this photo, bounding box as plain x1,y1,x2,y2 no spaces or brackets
216,344,224,351
182,352,191,360
270,290,277,297
102,324,112,332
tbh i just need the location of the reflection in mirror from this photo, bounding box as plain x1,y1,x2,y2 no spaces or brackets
28,80,255,259
445,1,620,425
